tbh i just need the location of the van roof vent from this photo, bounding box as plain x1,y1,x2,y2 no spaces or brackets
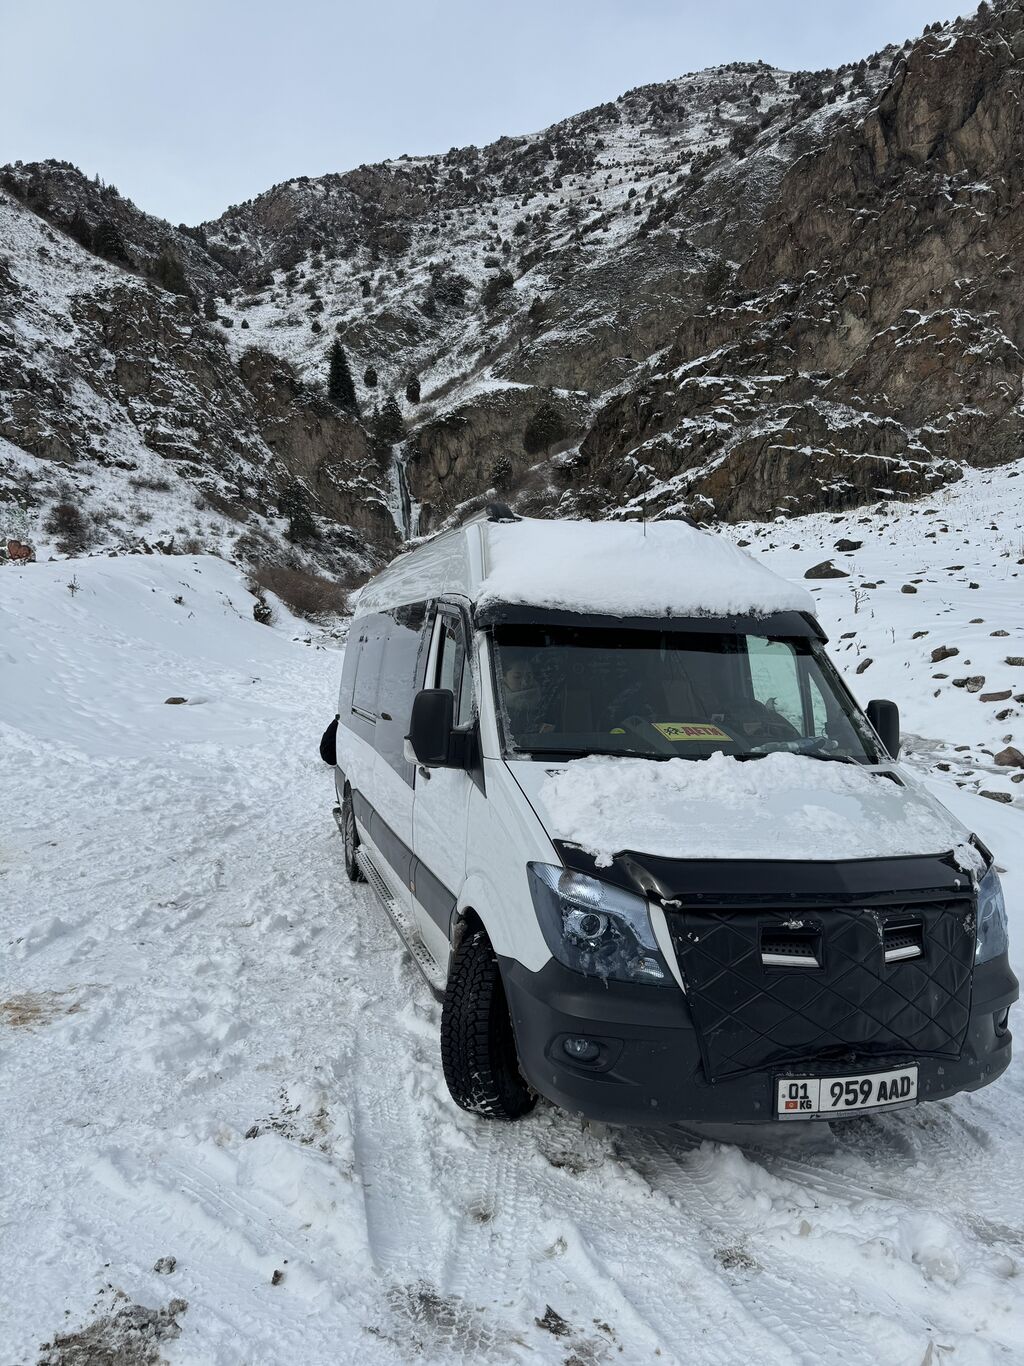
485,502,522,523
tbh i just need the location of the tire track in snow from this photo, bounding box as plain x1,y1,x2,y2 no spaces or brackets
615,1127,1024,1363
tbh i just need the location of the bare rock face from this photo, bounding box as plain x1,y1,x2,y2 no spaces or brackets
237,349,397,548
408,387,588,535
568,5,1024,523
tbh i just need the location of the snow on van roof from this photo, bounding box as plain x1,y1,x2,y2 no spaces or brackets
478,517,814,619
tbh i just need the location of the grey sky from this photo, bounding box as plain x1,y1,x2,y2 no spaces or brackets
2,0,979,225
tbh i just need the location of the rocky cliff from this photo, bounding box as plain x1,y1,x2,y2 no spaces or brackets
1,1,1021,581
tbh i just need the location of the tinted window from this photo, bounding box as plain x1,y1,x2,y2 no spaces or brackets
456,651,475,727
338,619,364,716
376,603,429,777
352,614,388,716
436,614,464,695
434,611,475,726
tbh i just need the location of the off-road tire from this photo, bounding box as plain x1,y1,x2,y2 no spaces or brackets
342,789,365,883
440,928,536,1120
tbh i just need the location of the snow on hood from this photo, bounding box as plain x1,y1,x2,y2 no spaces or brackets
515,751,982,871
479,517,814,619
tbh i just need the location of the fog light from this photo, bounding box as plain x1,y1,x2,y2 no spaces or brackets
563,1037,601,1063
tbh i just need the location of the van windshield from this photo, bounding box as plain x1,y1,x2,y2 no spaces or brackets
491,624,882,764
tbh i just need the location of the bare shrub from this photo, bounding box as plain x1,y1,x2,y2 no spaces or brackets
128,475,173,493
250,562,353,620
44,501,92,553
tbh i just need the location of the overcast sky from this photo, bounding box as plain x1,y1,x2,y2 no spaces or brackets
2,0,980,225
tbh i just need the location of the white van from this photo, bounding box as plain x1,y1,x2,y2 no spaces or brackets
330,506,1016,1125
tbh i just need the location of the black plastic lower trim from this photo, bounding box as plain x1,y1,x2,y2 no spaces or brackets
350,788,456,937
500,952,1017,1127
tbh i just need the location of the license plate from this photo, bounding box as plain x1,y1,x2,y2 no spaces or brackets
776,1066,918,1120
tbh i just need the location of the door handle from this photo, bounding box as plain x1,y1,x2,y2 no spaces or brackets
418,765,432,781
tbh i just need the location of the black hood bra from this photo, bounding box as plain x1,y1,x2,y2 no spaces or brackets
555,841,973,906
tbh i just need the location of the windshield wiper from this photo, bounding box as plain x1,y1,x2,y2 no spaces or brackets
793,750,861,765
516,747,674,761
748,743,864,764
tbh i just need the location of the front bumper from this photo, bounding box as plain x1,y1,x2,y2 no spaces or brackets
501,952,1018,1127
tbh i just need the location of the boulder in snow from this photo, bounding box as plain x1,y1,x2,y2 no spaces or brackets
804,560,848,579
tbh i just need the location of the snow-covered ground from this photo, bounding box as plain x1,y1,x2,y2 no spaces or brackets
735,461,1024,809
2,471,1022,1363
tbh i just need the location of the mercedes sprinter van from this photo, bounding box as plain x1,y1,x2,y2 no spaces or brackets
330,507,1016,1125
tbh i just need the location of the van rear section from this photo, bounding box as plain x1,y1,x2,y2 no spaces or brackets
501,848,1016,1126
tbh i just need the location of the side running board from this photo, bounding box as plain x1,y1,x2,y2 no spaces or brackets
353,846,446,1001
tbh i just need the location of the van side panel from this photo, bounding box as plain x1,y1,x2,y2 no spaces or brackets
447,633,554,974
458,759,556,973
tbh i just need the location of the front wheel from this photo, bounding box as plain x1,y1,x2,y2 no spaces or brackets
440,927,536,1120
342,790,365,883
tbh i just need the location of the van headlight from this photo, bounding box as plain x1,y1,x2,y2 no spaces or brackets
528,864,673,986
976,866,1009,965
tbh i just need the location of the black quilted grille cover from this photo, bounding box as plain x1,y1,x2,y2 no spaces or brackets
669,900,975,1081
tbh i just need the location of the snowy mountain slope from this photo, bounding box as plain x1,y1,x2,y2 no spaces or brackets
2,491,1022,1364
0,187,395,578
6,2,1024,566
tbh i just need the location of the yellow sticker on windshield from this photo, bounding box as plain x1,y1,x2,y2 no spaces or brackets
653,722,731,742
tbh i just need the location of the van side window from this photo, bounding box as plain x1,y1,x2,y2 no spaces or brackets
456,652,475,727
352,614,388,719
434,610,474,725
338,618,364,716
376,603,429,776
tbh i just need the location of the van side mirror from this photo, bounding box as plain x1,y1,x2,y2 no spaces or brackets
866,699,900,759
407,688,469,768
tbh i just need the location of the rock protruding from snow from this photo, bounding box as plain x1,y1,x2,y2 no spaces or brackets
804,560,849,579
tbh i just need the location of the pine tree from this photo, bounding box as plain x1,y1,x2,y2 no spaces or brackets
523,402,568,456
404,373,421,404
153,244,190,296
363,365,378,388
93,217,129,264
328,340,358,415
375,394,404,445
279,479,318,543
